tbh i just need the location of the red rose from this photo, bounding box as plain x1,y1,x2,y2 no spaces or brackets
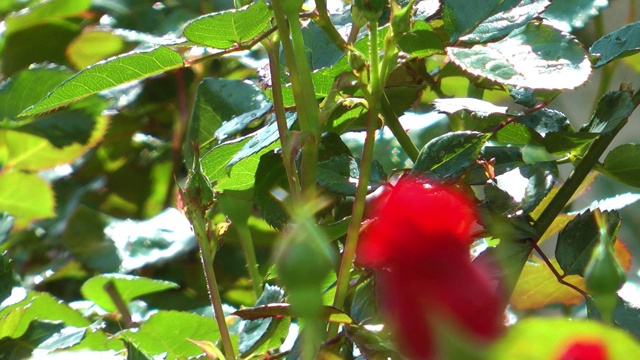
357,176,504,359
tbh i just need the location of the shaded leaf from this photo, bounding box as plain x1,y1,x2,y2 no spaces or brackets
590,21,640,68
300,21,344,70
487,317,640,360
254,151,289,230
442,0,505,42
183,0,272,49
462,0,551,43
543,132,598,155
81,274,179,313
510,257,586,309
317,156,386,196
543,0,609,32
448,22,591,90
0,253,13,304
0,320,65,358
0,213,14,245
556,210,621,276
413,131,490,182
0,170,56,229
344,325,398,359
580,91,634,135
519,109,571,134
601,144,640,188
119,311,220,359
20,46,184,116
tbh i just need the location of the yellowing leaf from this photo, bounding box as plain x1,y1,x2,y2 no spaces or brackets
0,170,56,228
510,258,586,310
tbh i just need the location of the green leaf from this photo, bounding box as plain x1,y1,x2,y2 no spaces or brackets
183,0,272,49
4,0,91,34
494,123,545,147
123,339,154,360
556,210,621,276
351,280,380,325
488,317,640,360
239,285,289,357
0,291,117,351
254,151,289,230
119,311,220,359
0,320,65,358
201,138,251,184
601,144,640,187
316,155,386,196
448,22,591,90
590,21,640,68
442,0,505,42
468,146,525,184
80,274,179,313
543,0,609,32
20,46,184,116
0,65,73,120
343,325,398,359
572,193,640,214
0,213,14,245
413,131,490,182
520,109,571,134
227,112,296,167
300,21,344,70
462,0,551,43
432,97,508,117
397,21,444,58
580,91,634,134
0,170,56,228
543,132,598,155
66,30,128,69
612,297,640,339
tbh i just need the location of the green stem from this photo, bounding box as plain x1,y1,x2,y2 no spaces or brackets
380,94,419,163
313,0,347,51
266,38,301,200
329,19,381,338
236,223,262,297
466,81,484,99
272,0,320,194
192,214,236,359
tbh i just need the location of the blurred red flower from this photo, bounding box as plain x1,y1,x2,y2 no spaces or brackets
357,176,504,359
558,338,608,360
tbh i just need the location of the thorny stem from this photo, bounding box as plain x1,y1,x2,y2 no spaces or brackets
329,18,382,339
191,211,236,359
532,242,589,299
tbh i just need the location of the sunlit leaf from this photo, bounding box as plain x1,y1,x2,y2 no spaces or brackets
183,0,272,49
462,0,551,43
590,21,640,67
66,30,128,69
119,311,220,359
543,0,609,32
20,46,184,116
0,170,55,228
80,274,179,313
510,257,586,309
448,22,591,89
432,98,508,117
4,0,91,34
